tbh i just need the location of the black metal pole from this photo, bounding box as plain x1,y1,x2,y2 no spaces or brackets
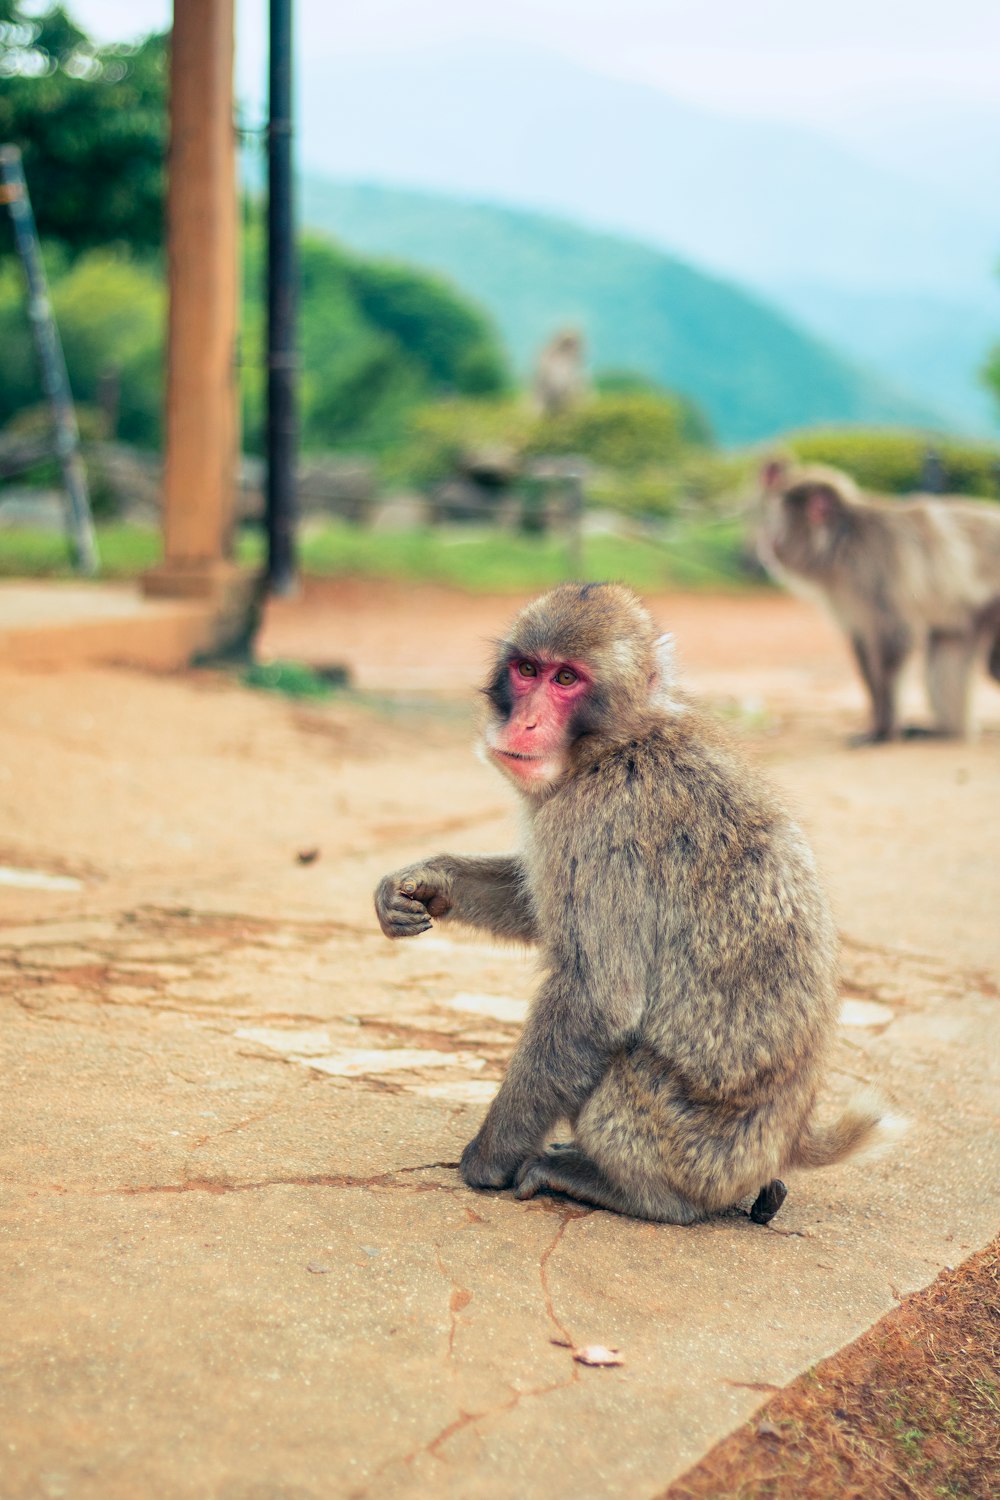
266,0,298,594
0,145,99,575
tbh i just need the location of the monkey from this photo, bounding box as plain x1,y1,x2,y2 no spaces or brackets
374,583,892,1224
532,328,586,417
757,459,1000,743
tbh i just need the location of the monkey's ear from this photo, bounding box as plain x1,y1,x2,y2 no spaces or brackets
805,485,839,525
653,633,676,682
649,633,683,711
760,458,789,491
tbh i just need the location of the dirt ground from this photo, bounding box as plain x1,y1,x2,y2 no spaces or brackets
1,580,998,1499
664,1238,1000,1499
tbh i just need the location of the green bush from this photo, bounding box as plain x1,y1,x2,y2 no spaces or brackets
393,398,536,487
786,428,1000,498
0,5,167,256
52,249,165,446
594,371,714,445
0,246,163,444
239,227,510,456
587,452,749,520
396,390,713,491
525,392,696,469
0,226,510,463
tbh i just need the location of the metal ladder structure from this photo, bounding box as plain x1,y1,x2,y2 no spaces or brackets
0,143,99,574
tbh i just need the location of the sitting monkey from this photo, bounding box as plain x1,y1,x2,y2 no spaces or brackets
375,583,893,1223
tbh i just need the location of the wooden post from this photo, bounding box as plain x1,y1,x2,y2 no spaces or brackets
144,0,240,601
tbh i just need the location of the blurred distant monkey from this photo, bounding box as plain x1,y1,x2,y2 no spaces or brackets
533,328,586,417
758,460,1000,742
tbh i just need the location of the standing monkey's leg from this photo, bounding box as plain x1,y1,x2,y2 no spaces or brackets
850,630,910,742
924,630,977,737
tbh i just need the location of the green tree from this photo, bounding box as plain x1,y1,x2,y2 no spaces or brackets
0,2,510,459
0,246,164,443
240,227,509,455
595,369,713,446
0,1,167,256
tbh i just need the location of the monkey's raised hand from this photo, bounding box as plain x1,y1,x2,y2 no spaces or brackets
373,865,452,939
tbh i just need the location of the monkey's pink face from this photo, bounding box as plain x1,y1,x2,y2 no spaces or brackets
484,656,592,790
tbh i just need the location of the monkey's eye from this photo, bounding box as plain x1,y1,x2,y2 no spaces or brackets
516,660,537,678
553,667,578,687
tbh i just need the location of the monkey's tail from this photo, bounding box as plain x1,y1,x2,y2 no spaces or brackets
792,1088,907,1169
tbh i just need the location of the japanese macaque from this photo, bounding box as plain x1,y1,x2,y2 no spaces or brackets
758,460,1000,742
532,328,586,417
374,583,892,1224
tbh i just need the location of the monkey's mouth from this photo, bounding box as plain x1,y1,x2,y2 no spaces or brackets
487,746,561,784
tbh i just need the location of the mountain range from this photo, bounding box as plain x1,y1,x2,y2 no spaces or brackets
292,44,1000,435
301,177,942,447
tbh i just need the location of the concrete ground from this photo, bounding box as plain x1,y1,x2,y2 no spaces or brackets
1,582,998,1500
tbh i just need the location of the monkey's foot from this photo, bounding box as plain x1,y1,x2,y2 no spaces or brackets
901,724,952,740
848,731,893,748
513,1155,555,1201
514,1148,601,1204
749,1179,787,1225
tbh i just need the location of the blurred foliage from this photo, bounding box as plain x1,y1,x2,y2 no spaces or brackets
239,227,509,455
786,428,1000,498
593,370,714,446
0,247,163,443
525,392,698,468
0,2,508,460
0,231,509,458
397,389,714,491
983,338,1000,428
587,452,750,520
0,399,135,515
0,1,167,255
241,660,335,700
398,398,534,487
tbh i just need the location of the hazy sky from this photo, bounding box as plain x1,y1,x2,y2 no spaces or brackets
72,0,1000,128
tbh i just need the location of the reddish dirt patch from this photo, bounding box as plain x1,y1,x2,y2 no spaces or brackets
665,1239,1000,1500
259,577,848,691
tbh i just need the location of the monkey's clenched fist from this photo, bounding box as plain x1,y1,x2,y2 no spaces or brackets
373,584,892,1224
374,865,453,938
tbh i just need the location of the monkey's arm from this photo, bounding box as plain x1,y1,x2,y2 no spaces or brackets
374,853,538,943
460,870,652,1189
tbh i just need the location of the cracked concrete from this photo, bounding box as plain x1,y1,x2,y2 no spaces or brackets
0,584,998,1499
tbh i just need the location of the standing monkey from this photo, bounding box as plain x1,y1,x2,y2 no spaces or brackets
375,584,891,1224
758,460,1000,742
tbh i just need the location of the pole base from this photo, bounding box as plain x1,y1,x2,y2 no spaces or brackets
142,560,264,663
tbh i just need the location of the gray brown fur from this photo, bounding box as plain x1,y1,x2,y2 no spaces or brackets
374,583,883,1223
758,461,1000,742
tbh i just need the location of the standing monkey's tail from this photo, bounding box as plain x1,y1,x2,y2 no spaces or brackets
792,1088,907,1169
